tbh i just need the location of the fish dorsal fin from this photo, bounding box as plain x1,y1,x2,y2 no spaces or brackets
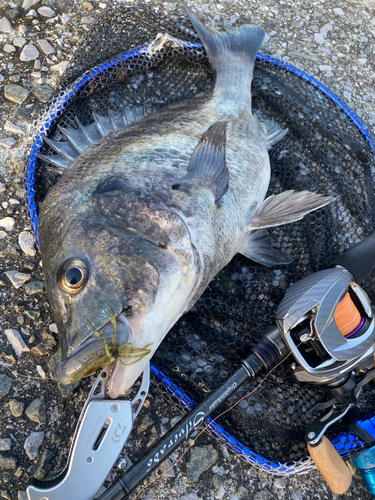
239,228,292,267
38,106,155,172
175,121,229,203
248,190,333,230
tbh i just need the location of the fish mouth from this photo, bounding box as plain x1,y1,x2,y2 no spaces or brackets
57,312,153,397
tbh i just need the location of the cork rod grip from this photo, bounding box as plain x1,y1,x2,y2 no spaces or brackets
307,436,352,495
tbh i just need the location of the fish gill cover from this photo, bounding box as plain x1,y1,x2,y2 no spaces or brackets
28,2,375,470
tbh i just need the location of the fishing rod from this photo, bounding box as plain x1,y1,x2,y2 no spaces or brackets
26,230,375,500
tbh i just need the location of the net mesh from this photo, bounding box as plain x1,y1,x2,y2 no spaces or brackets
31,3,375,467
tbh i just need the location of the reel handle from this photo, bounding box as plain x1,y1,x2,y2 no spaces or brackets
332,230,375,284
307,436,352,495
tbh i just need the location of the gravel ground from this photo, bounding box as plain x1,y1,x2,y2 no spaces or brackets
0,0,374,500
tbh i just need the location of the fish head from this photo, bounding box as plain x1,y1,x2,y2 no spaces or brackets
39,173,199,397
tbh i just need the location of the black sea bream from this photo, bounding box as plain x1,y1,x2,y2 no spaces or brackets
39,6,331,398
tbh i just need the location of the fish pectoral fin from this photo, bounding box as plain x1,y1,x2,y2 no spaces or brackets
248,190,334,230
239,229,292,267
176,121,229,203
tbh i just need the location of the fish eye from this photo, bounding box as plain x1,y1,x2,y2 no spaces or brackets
57,259,88,294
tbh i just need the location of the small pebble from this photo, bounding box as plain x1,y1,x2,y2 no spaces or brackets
24,310,40,321
0,375,12,400
25,396,46,425
0,217,15,231
50,61,69,75
13,37,26,48
9,399,24,418
4,329,30,357
4,84,29,104
4,121,25,136
186,445,218,482
37,7,56,18
18,231,36,256
0,17,13,34
274,477,286,489
215,486,225,500
49,323,58,334
81,16,96,25
4,271,31,289
25,281,44,295
37,39,54,55
291,494,303,500
24,431,44,460
0,139,17,150
0,454,16,470
0,439,12,452
22,0,39,9
20,44,39,62
3,45,16,54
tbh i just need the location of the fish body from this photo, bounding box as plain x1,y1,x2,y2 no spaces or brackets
39,7,331,397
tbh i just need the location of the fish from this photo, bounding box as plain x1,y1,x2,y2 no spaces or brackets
38,5,332,398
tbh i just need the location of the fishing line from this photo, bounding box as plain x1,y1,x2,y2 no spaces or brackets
129,343,303,500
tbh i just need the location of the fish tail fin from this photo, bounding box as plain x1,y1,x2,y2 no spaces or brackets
184,4,264,81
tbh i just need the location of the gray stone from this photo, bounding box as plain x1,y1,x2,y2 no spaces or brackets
0,217,15,231
24,310,40,321
32,84,53,103
37,39,54,55
18,231,36,256
274,477,286,489
178,495,198,500
37,6,55,18
0,138,16,149
4,84,29,104
0,17,13,34
4,271,31,289
0,454,16,470
161,457,175,478
186,444,218,482
0,439,12,451
291,493,303,500
13,37,27,48
22,0,39,9
0,231,7,239
4,121,26,136
3,45,16,53
9,399,24,417
25,280,44,295
24,431,44,460
20,44,39,62
215,486,225,499
25,9,37,17
254,490,274,500
333,7,345,16
50,61,69,75
0,375,12,399
33,448,55,479
81,16,96,25
25,396,46,424
4,329,30,357
18,492,28,500
138,414,154,433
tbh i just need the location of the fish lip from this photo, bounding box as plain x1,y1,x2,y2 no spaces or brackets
57,312,132,385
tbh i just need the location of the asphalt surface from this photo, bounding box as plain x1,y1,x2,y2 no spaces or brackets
0,1,374,500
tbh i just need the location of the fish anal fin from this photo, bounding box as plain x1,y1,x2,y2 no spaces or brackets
239,229,293,267
248,190,334,230
177,121,229,203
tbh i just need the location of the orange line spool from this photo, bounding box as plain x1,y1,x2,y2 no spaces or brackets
334,292,363,337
